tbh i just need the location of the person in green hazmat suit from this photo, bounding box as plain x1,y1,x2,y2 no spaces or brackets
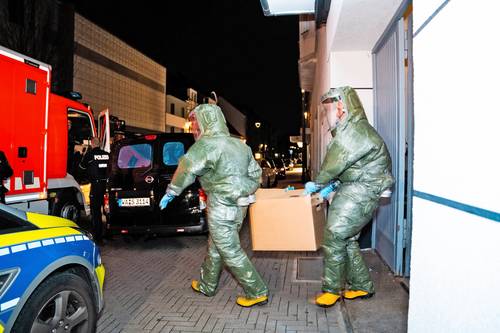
303,86,394,307
159,104,269,307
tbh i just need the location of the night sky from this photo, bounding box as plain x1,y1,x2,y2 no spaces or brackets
75,1,302,138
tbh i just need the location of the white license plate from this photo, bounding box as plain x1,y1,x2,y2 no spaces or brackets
118,198,150,207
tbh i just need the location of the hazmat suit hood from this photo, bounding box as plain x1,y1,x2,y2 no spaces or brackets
315,85,394,193
191,104,230,139
168,103,262,207
321,86,368,134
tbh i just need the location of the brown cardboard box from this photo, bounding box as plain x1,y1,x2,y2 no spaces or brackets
249,189,326,251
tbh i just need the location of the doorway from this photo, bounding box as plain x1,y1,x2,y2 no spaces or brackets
372,4,413,277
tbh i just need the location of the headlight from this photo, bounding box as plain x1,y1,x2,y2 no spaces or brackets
96,253,102,266
0,268,20,298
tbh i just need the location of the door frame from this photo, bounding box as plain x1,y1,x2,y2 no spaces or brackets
371,1,414,276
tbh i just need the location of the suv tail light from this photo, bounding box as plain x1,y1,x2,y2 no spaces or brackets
198,189,207,210
104,193,110,213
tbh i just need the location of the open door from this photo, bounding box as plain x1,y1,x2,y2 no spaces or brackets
98,109,111,153
372,17,407,275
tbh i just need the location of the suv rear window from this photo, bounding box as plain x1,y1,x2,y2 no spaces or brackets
118,144,152,169
163,142,185,166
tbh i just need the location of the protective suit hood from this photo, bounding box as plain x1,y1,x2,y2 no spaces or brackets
191,104,230,138
321,86,368,132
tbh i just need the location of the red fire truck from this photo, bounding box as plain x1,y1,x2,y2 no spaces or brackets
0,45,109,221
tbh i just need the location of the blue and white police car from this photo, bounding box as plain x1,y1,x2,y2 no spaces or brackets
0,204,104,333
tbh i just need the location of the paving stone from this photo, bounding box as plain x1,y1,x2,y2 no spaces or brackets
95,211,405,333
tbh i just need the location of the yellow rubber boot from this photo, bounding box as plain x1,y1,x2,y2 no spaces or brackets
191,280,201,293
236,295,268,307
343,290,373,300
315,292,341,307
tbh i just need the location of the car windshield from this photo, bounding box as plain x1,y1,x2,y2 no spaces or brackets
117,143,152,169
163,142,185,166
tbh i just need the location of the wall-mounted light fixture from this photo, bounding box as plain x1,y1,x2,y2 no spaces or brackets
260,0,315,16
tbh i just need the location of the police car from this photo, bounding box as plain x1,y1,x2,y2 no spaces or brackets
0,204,104,333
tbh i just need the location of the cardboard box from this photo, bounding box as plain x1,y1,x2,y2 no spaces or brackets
249,189,326,251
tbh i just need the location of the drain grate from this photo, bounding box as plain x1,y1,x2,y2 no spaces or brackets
293,257,323,283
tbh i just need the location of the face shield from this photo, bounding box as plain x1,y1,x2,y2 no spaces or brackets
188,111,202,141
321,93,345,131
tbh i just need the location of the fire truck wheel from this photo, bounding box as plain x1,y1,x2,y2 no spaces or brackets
53,196,81,223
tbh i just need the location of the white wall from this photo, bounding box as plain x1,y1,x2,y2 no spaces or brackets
166,95,187,118
165,113,186,132
409,199,500,332
408,1,500,332
330,51,374,125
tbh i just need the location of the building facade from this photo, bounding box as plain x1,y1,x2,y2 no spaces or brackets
165,94,187,133
218,96,247,139
285,0,500,331
73,14,166,132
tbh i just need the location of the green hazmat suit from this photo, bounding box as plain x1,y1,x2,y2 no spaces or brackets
168,104,268,298
316,86,394,294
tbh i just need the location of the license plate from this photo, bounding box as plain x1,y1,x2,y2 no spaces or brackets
117,198,150,207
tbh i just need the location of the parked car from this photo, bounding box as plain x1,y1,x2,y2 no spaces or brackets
259,159,278,188
272,158,287,179
105,133,207,236
0,204,104,333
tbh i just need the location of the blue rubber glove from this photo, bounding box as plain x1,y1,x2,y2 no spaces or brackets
319,182,338,200
303,181,320,196
159,192,175,210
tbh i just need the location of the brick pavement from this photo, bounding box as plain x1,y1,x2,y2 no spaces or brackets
96,224,347,333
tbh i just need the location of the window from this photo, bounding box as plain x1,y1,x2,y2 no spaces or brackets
170,127,174,133
182,107,185,118
163,142,185,166
26,79,36,94
117,144,152,169
0,214,22,231
170,103,175,115
0,209,34,235
68,110,94,143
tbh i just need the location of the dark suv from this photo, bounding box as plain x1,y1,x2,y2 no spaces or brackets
104,133,207,236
